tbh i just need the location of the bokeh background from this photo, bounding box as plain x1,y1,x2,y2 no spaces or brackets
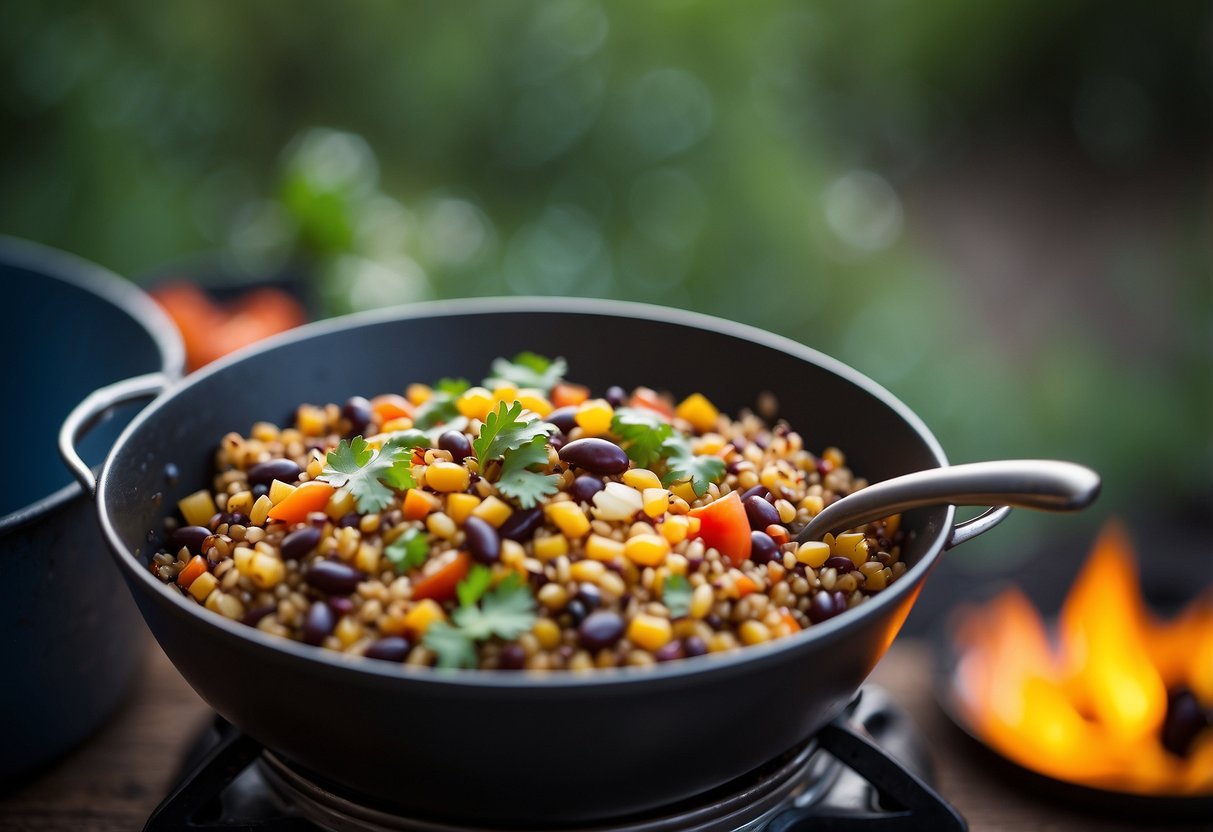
2,0,1209,623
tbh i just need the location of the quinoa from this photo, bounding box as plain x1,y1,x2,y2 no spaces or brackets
152,355,907,670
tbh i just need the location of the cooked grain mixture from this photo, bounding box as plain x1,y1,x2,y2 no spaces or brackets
152,353,906,669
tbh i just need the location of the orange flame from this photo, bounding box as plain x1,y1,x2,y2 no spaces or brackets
952,520,1213,795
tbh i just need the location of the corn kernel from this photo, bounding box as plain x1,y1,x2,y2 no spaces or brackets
426,512,457,540
659,515,690,545
739,620,772,645
690,583,715,619
296,404,327,437
533,533,569,561
249,553,285,589
335,616,363,646
188,571,219,602
544,501,590,538
472,496,513,527
675,393,719,434
426,461,471,493
404,599,446,635
269,479,297,505
446,493,481,525
627,614,673,651
226,490,253,516
516,388,553,417
456,387,495,421
642,488,669,519
381,416,414,433
669,482,697,503
355,543,380,574
325,488,357,520
249,494,273,526
622,469,662,490
586,534,625,562
233,546,255,575
533,617,562,649
406,383,432,406
178,490,217,527
775,499,797,524
833,532,868,566
570,560,606,582
796,541,830,568
623,533,670,567
575,399,614,436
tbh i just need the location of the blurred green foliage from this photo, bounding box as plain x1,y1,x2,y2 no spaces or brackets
1,1,1208,564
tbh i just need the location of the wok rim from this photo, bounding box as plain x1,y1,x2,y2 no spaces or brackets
95,296,954,690
0,235,184,535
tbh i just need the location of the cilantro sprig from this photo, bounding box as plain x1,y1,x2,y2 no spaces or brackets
423,566,537,668
385,527,429,571
474,401,559,508
317,434,425,513
610,408,726,498
413,378,471,430
483,352,567,394
663,573,693,618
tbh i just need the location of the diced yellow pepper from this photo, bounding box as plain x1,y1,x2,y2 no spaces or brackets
796,541,831,568
669,482,697,503
575,399,614,437
233,546,255,575
178,490,217,527
188,571,219,602
269,479,297,506
404,599,446,635
627,614,672,651
406,383,432,406
622,469,662,490
249,553,285,589
249,494,274,526
623,533,670,567
533,533,569,561
296,404,327,437
658,515,690,545
569,560,606,582
325,488,357,520
381,416,414,432
676,393,719,434
426,461,471,493
446,493,481,525
226,490,253,517
354,543,380,575
456,387,495,421
585,534,625,562
516,388,553,418
642,488,669,519
490,385,520,405
472,496,513,527
544,501,590,538
833,532,869,566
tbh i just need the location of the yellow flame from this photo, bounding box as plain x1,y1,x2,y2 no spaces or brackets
952,520,1213,795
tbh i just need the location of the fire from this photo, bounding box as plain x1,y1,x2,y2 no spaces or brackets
951,520,1213,795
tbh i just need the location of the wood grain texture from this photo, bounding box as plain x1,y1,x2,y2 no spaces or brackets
0,640,1206,831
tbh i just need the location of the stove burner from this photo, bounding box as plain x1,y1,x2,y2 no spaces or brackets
146,686,964,831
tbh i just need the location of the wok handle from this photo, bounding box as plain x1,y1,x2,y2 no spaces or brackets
795,460,1101,546
58,372,172,496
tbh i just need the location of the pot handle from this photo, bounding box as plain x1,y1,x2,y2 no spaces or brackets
796,460,1101,549
58,372,172,496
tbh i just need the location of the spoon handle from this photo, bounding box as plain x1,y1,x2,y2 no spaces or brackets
794,459,1101,543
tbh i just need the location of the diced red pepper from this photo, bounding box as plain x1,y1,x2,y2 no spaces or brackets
412,551,471,603
688,491,751,565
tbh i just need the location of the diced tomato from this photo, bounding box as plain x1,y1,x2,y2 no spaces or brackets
551,382,590,409
176,555,208,588
688,491,751,565
412,551,471,603
372,394,414,424
628,387,675,419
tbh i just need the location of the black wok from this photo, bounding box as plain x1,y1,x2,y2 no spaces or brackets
60,299,1097,823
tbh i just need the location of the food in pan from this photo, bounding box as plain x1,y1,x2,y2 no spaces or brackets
152,353,906,669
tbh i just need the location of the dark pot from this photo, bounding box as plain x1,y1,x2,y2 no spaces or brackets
60,299,1095,822
0,238,183,781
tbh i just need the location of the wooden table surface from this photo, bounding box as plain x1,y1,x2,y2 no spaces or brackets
0,638,1207,831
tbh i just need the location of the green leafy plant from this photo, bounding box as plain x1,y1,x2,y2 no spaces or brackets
385,527,429,571
317,434,426,513
483,352,567,393
610,408,725,497
473,400,559,508
412,377,471,430
423,567,537,668
662,573,693,618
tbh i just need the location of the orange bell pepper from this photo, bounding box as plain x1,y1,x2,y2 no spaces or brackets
551,382,590,409
412,551,471,602
176,555,208,589
372,394,414,424
628,387,675,419
688,491,751,565
268,481,336,523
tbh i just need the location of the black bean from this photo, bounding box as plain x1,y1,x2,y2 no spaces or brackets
227,513,250,527
252,483,269,499
741,485,770,502
499,508,543,542
750,531,780,564
364,636,412,663
305,560,365,595
247,459,303,488
327,596,355,617
336,512,361,528
832,591,849,614
655,641,685,662
558,438,629,475
578,610,626,651
463,515,501,564
824,556,857,573
302,602,335,645
241,605,276,628
683,636,709,658
438,430,473,462
1162,688,1211,758
808,591,839,624
705,613,724,630
499,643,527,670
342,396,373,433
744,495,781,531
605,386,627,407
575,582,602,610
566,599,589,626
281,526,321,561
546,407,579,435
569,475,606,505
171,526,213,554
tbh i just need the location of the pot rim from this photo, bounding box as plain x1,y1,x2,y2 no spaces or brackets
95,296,954,689
0,236,185,535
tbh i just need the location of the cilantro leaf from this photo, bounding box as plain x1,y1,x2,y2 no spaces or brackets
385,527,429,572
473,401,556,463
663,574,693,618
317,436,417,513
661,448,726,498
422,570,538,669
423,623,478,669
413,378,471,430
611,407,674,467
496,435,560,508
483,352,567,393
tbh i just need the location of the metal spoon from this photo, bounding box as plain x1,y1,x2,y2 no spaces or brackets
794,459,1101,543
